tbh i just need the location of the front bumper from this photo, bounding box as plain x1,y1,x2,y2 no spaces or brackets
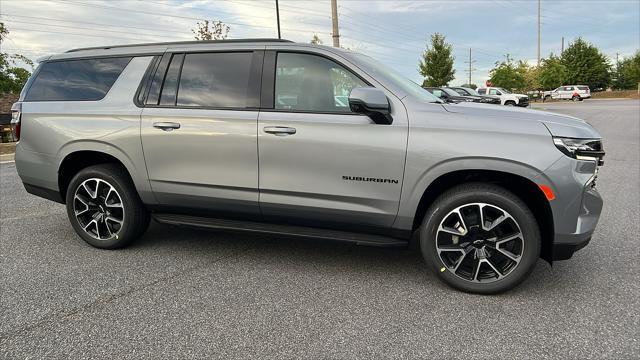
517,97,530,107
552,186,602,260
542,156,603,261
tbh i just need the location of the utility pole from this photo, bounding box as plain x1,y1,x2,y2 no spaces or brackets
561,36,564,54
464,48,476,86
331,0,340,47
275,0,281,39
537,0,541,66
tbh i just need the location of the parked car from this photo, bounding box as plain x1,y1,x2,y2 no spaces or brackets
423,87,473,103
448,86,501,104
477,87,529,107
12,39,604,294
543,85,591,101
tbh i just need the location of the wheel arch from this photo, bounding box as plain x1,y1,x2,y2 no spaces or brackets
57,142,152,204
410,169,555,263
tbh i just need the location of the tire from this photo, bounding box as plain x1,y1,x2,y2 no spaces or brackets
572,95,580,102
65,164,150,249
420,183,541,294
505,101,516,106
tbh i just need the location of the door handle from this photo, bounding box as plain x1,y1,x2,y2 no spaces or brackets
264,126,296,136
153,122,181,131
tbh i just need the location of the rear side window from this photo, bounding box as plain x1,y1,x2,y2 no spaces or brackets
477,88,486,95
25,57,131,101
177,52,253,108
577,86,589,91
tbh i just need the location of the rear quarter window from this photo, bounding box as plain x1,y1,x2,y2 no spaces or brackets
25,57,132,101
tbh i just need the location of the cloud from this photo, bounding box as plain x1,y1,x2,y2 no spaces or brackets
1,0,638,85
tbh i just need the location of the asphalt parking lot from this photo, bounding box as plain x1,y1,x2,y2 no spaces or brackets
1,99,638,359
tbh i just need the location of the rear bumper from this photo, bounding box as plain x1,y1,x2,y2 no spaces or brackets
23,183,64,203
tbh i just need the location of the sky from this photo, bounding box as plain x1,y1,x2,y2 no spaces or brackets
1,0,639,86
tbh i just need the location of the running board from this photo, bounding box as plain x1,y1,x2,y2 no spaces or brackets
152,213,408,247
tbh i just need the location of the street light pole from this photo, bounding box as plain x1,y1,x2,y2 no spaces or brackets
275,0,281,39
331,0,340,47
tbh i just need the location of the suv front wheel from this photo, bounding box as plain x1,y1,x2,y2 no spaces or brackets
420,183,540,294
65,164,150,249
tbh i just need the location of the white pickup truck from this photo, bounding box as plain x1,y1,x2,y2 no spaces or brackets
477,87,529,107
543,85,591,101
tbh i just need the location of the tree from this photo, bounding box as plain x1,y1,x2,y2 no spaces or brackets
310,34,323,45
561,38,611,89
516,60,540,91
418,33,455,87
191,20,229,41
538,54,567,90
0,22,33,94
461,83,477,89
488,54,525,90
613,51,640,90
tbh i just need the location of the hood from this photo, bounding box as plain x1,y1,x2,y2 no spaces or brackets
439,102,601,138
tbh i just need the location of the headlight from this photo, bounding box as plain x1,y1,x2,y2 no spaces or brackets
553,137,605,165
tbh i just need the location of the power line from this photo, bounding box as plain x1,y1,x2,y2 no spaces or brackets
0,18,189,39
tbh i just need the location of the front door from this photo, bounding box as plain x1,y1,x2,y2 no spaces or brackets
257,52,408,230
141,51,262,218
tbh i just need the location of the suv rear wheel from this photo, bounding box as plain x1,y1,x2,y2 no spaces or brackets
65,164,150,249
420,183,540,294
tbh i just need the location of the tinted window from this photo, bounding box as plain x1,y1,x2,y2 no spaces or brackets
159,53,184,106
563,86,574,91
577,86,589,91
275,52,367,112
26,57,131,101
177,52,252,108
453,88,469,96
477,88,486,95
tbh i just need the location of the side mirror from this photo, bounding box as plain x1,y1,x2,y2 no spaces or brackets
348,87,393,125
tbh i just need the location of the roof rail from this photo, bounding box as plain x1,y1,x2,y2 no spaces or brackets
66,38,294,53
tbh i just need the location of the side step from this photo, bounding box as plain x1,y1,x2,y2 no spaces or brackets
152,213,408,247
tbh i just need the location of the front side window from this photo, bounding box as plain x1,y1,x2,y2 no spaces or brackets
489,89,499,95
177,52,253,108
274,52,367,112
25,57,131,101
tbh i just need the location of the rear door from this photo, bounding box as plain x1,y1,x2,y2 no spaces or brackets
560,86,574,99
257,50,408,230
140,50,263,218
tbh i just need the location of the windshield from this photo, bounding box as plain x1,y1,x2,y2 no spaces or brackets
461,87,480,96
497,87,511,94
441,88,461,97
350,54,441,103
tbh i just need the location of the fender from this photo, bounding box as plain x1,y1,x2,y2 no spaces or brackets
393,156,555,230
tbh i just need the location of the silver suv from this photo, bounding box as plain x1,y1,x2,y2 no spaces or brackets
12,39,605,294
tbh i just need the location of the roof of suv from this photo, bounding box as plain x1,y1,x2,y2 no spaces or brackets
66,38,294,53
47,38,329,61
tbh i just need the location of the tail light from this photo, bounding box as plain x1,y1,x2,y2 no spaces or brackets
10,102,21,141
